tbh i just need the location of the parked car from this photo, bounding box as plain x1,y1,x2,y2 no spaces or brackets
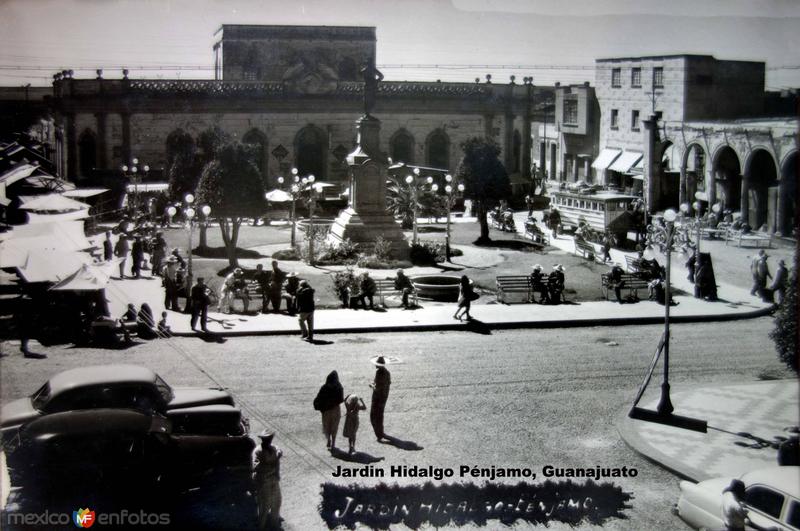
674,466,800,530
0,365,254,490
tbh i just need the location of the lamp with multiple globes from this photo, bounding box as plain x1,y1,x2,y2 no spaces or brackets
166,193,211,308
121,157,149,214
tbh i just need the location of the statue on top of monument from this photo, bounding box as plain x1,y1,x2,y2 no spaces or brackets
360,57,383,116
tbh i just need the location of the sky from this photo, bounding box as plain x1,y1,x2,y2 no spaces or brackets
1,0,799,90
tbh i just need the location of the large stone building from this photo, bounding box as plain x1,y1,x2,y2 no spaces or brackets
48,24,545,193
582,54,795,234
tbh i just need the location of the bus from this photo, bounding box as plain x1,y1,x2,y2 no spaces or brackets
549,189,643,239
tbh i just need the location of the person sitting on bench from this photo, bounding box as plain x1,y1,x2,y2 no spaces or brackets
548,264,565,304
393,269,415,309
529,264,549,304
282,272,300,315
608,263,626,304
358,271,377,310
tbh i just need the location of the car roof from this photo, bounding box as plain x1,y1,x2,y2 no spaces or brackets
742,466,800,497
22,408,156,438
47,365,159,395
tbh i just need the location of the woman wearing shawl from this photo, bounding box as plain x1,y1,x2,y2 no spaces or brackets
313,371,344,450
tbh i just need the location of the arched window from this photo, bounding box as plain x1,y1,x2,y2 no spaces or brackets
242,128,269,180
295,125,327,179
78,129,96,177
390,129,415,165
426,129,450,170
338,57,357,81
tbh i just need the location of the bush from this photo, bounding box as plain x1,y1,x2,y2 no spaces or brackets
356,256,413,269
330,267,359,306
770,261,797,374
271,248,300,261
410,240,446,265
373,235,392,262
314,239,360,265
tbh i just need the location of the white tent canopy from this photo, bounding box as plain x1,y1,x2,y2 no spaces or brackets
608,151,644,174
49,262,114,291
0,221,93,251
16,249,93,283
591,148,622,170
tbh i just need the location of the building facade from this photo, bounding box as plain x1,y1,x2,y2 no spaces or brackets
48,25,545,194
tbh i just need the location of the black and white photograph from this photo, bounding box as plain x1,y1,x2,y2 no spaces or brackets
0,0,797,529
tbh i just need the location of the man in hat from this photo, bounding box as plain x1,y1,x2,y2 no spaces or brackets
282,272,300,315
150,231,167,277
219,268,248,314
253,263,272,314
529,264,549,304
190,277,211,332
754,251,772,302
370,356,391,441
549,264,565,304
750,250,767,297
296,280,315,341
608,263,626,304
267,260,287,313
252,430,282,531
358,271,377,310
130,234,144,279
392,269,415,309
103,231,114,262
114,233,129,279
162,255,181,311
770,259,789,304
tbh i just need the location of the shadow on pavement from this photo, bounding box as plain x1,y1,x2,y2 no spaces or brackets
308,339,334,345
463,318,492,335
379,434,424,451
197,331,227,343
330,447,385,464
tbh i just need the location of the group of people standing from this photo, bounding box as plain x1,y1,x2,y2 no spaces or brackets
750,250,788,304
313,356,392,454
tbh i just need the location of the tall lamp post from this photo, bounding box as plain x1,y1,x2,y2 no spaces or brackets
680,200,722,272
442,173,465,261
301,175,323,266
278,171,302,248
121,158,149,215
167,193,210,311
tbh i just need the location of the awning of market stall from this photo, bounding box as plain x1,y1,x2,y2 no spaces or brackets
608,151,643,174
49,262,114,291
591,148,622,170
16,249,94,283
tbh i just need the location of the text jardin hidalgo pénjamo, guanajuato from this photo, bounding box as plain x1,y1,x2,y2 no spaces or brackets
319,480,633,529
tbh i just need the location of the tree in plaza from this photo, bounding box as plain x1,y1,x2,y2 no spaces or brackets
386,176,420,230
770,254,798,374
195,141,266,267
166,129,198,201
455,137,512,243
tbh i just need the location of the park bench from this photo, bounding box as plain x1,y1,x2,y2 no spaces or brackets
523,223,550,248
725,229,772,249
601,273,650,301
496,275,531,304
574,238,597,261
375,278,418,307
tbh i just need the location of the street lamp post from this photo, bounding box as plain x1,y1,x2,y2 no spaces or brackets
301,175,322,266
442,174,465,261
405,172,419,245
287,169,302,248
121,158,149,215
167,194,210,312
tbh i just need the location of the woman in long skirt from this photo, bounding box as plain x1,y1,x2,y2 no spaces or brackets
454,275,475,321
313,371,344,450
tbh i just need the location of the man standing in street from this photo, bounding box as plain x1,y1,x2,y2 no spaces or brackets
370,356,391,441
163,256,180,311
296,280,315,342
750,250,766,297
268,260,286,313
190,277,211,332
114,234,129,279
548,207,561,239
130,234,144,279
756,251,772,302
252,430,282,531
103,231,113,262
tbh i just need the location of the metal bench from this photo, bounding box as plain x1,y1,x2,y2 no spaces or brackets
574,238,597,260
601,273,650,300
496,275,532,304
375,278,418,307
523,223,550,248
725,229,772,248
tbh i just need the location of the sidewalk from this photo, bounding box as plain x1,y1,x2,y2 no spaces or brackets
617,380,799,482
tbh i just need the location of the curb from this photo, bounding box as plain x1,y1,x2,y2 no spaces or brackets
615,408,706,483
171,303,775,337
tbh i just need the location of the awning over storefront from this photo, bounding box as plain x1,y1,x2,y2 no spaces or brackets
126,182,169,193
591,148,622,170
609,151,643,173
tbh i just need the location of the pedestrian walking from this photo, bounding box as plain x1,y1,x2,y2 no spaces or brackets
525,194,534,217
770,259,788,304
296,279,315,342
253,263,272,313
749,250,765,296
548,207,561,239
342,394,367,455
370,356,391,441
313,371,344,450
103,231,113,262
268,260,286,313
252,430,282,531
190,277,211,332
114,234,129,279
150,232,167,276
392,269,415,309
756,252,772,302
130,234,145,278
358,271,377,310
601,234,613,263
453,275,476,321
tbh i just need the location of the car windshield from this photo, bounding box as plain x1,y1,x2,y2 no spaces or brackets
31,382,51,410
154,375,173,403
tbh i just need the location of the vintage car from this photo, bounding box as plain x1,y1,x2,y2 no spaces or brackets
0,365,254,490
674,466,800,530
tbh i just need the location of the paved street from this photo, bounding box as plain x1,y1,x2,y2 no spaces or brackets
1,316,790,530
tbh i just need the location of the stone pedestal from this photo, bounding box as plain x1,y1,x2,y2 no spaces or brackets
327,114,409,258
